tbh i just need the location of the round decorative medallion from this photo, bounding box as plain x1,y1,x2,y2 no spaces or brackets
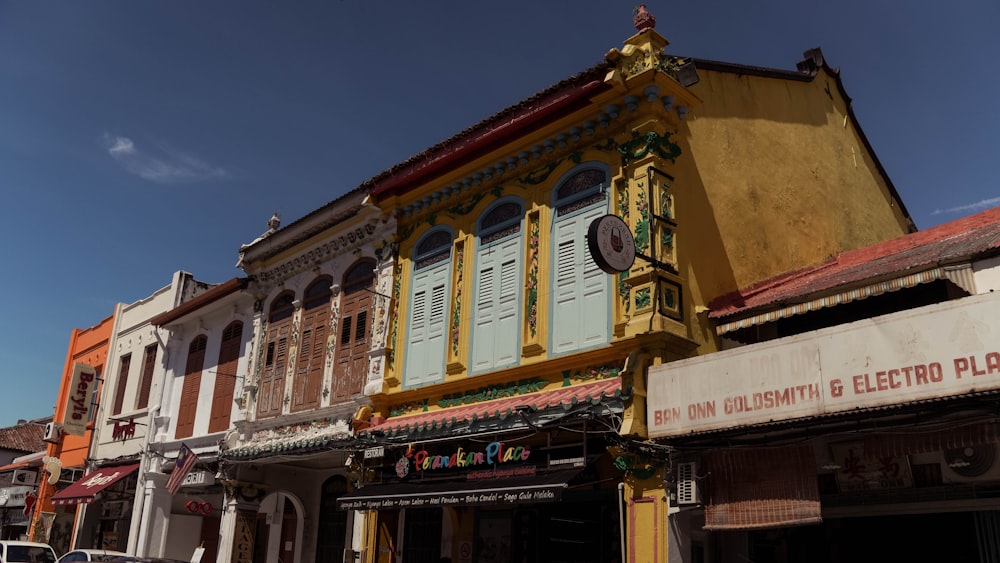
395,457,410,479
587,214,637,274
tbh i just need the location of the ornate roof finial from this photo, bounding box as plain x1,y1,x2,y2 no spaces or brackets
267,212,281,232
633,4,656,31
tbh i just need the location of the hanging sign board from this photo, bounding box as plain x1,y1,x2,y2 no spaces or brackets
63,363,97,436
587,214,636,274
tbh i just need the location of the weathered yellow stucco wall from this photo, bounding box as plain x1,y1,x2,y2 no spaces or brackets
677,66,911,301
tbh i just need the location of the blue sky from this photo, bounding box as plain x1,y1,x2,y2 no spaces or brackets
1,1,997,429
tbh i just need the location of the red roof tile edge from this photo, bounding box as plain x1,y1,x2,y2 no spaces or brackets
368,377,623,434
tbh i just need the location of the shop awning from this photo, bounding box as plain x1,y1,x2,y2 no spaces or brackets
0,452,45,472
50,464,140,506
366,377,624,438
337,468,583,511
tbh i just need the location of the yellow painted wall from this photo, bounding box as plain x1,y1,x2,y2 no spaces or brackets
678,65,911,302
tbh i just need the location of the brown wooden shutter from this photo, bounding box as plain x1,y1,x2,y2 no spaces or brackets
209,321,242,433
333,262,373,399
136,344,156,409
291,326,313,411
291,278,331,412
307,314,327,402
112,354,131,416
176,336,207,438
258,293,294,419
257,328,289,419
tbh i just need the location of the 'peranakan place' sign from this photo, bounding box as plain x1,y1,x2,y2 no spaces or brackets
647,292,1000,438
63,363,97,436
401,441,531,475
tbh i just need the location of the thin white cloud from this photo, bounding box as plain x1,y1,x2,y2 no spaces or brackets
107,136,135,155
102,133,229,184
931,196,1000,216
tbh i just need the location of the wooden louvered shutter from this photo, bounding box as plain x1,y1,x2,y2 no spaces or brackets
258,294,293,419
136,344,156,409
112,354,131,416
552,204,609,354
176,336,207,438
471,237,521,372
333,286,370,398
293,326,313,410
209,321,242,432
293,279,330,411
578,206,610,348
308,314,327,400
333,264,373,399
257,330,288,419
405,266,448,387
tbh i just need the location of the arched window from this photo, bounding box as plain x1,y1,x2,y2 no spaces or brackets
258,291,295,419
405,228,454,387
551,165,611,354
292,277,332,412
209,320,243,432
470,198,524,373
333,261,375,399
176,335,207,438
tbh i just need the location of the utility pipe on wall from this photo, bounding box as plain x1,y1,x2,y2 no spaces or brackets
618,481,628,563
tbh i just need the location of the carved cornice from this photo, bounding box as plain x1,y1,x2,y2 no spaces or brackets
253,223,382,284
393,93,688,224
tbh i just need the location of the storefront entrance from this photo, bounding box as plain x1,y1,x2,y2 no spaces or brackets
699,510,996,563
473,498,618,563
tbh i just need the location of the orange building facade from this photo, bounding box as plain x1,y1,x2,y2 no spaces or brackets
29,312,116,554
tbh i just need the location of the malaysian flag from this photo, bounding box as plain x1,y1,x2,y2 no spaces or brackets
165,443,198,495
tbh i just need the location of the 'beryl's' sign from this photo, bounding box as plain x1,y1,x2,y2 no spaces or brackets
63,363,97,436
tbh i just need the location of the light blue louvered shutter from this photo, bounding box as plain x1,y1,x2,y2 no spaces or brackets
578,204,610,348
405,263,449,387
471,236,521,372
551,204,609,354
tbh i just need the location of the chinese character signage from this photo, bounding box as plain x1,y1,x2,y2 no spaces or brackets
830,442,912,491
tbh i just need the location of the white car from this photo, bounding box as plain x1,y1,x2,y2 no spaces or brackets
0,540,57,563
57,550,128,562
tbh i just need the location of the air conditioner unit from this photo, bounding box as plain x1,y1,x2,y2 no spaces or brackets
43,422,62,443
11,469,37,486
676,461,700,505
940,444,1000,484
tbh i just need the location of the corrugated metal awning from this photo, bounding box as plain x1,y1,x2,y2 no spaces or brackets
716,265,976,336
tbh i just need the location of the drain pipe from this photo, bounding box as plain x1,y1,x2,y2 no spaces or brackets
618,482,627,563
